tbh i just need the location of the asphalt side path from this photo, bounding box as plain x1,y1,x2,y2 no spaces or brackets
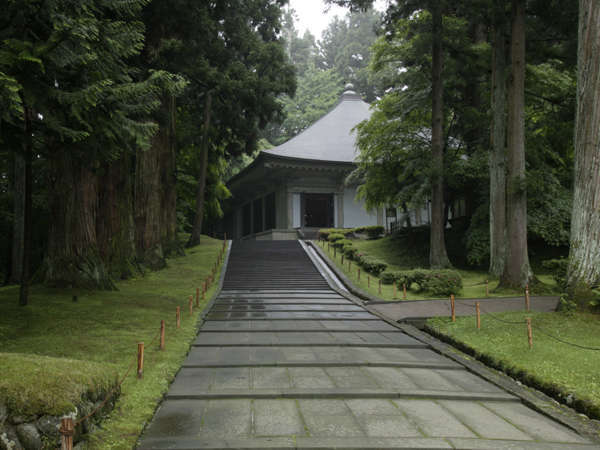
138,240,598,449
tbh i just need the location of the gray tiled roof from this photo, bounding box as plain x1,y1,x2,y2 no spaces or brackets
263,89,371,163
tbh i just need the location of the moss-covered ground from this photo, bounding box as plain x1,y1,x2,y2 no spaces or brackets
317,237,557,300
427,311,600,419
0,236,225,448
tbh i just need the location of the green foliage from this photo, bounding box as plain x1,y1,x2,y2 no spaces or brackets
380,270,399,285
333,238,352,249
343,244,358,259
354,225,384,239
358,256,387,276
542,258,569,290
419,269,463,296
318,228,355,240
327,233,345,242
318,8,384,102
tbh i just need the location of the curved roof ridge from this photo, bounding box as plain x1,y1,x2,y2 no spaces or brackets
263,88,371,163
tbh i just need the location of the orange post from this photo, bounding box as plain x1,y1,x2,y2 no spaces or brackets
137,342,144,379
403,283,407,300
526,318,533,349
451,294,456,322
176,306,181,329
59,417,74,450
189,295,193,315
476,301,481,330
160,320,165,350
525,286,531,312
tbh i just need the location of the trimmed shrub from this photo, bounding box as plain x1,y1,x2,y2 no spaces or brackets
333,238,351,249
328,233,345,243
420,270,463,296
319,228,355,240
542,258,568,290
343,245,357,259
354,225,385,239
380,271,400,285
359,256,388,276
402,270,429,291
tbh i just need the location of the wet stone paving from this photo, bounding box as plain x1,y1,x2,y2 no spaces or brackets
139,241,598,449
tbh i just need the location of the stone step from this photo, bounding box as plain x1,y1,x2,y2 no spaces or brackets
166,389,517,402
204,311,377,320
200,319,399,331
193,331,425,347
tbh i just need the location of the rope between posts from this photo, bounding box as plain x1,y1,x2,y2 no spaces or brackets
74,353,136,426
74,327,162,426
68,242,227,432
453,298,600,351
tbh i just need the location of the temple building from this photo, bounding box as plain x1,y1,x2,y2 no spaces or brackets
221,84,385,240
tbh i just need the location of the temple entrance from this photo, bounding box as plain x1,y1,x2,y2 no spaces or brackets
302,193,334,228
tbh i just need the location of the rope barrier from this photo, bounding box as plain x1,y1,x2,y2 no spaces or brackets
453,298,600,350
62,240,228,449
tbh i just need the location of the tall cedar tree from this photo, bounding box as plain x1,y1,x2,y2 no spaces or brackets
568,0,600,288
488,0,508,277
0,0,174,296
330,0,452,267
499,0,533,288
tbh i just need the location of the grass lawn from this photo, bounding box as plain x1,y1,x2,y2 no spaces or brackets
426,311,600,419
317,238,557,301
0,235,225,449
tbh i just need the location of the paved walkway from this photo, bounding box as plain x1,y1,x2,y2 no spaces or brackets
139,241,596,449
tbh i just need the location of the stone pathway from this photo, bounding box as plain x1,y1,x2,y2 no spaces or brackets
138,241,597,449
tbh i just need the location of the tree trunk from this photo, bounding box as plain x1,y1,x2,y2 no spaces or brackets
489,10,508,277
97,156,137,280
10,151,25,284
567,0,600,288
429,1,451,269
18,105,32,305
135,131,166,269
187,92,212,248
500,0,532,288
42,150,114,289
160,95,182,256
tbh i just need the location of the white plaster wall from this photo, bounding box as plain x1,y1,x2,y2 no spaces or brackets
292,193,301,228
343,187,378,228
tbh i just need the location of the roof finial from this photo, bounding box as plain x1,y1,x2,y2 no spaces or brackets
341,82,361,101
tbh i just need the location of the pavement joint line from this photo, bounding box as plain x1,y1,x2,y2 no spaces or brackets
164,390,518,402
203,318,381,321
191,343,428,348
196,329,407,333
181,362,463,369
